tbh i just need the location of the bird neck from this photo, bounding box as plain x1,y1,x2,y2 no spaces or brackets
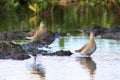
90,35,94,39
89,35,95,42
90,36,94,39
38,26,43,32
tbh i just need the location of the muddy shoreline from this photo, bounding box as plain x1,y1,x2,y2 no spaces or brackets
0,24,119,60
83,24,120,40
0,30,68,60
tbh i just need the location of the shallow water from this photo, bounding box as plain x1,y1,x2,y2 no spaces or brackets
0,2,120,80
0,34,120,80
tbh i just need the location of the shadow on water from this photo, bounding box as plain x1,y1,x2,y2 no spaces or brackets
76,57,96,80
31,56,46,80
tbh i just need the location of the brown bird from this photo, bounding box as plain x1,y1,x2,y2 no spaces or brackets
75,32,96,57
26,21,47,41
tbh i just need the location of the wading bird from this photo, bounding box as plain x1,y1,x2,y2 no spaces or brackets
26,21,47,41
75,32,96,57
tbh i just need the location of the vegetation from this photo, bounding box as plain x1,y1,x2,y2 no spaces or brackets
1,0,120,32
0,0,58,13
1,0,120,13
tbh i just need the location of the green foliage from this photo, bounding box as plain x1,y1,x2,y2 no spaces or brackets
0,0,19,10
30,0,48,12
0,0,59,12
28,0,59,13
79,0,120,7
0,0,120,13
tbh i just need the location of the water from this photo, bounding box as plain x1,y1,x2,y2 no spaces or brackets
0,3,120,80
0,34,120,80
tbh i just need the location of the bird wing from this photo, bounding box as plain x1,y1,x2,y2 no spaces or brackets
26,30,37,40
26,27,38,37
75,44,88,52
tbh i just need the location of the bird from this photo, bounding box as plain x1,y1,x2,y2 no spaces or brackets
75,32,96,57
26,21,47,41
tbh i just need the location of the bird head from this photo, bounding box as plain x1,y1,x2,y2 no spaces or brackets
39,21,46,30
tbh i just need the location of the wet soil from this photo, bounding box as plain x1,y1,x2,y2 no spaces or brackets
83,24,120,39
0,29,68,60
0,24,120,60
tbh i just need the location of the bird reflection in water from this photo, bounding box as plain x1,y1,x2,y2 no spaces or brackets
76,57,96,80
31,56,46,80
